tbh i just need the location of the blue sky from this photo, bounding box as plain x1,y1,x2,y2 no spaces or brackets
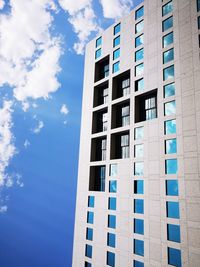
0,0,142,266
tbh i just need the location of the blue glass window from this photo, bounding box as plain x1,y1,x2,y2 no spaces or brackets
165,138,177,154
163,48,174,64
162,16,173,32
135,34,144,47
168,247,182,267
163,65,174,81
96,37,102,47
85,261,92,267
108,215,116,229
113,48,120,60
134,218,144,235
133,260,144,267
162,1,173,16
135,48,144,61
164,100,176,116
108,197,116,210
167,201,180,219
135,6,144,20
87,211,94,224
114,23,120,35
198,0,200,12
107,233,116,248
135,20,144,34
134,199,144,214
109,180,117,193
134,162,144,175
167,224,181,243
88,196,95,207
166,180,179,196
134,239,144,256
164,119,176,134
135,144,144,157
107,251,115,267
135,63,144,76
110,164,117,176
165,159,178,174
135,127,144,140
86,227,93,241
113,61,120,73
95,48,101,59
163,32,173,48
113,35,120,47
85,244,92,258
134,180,144,194
135,78,144,91
164,82,175,97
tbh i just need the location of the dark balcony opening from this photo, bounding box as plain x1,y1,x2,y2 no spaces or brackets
92,108,108,134
89,165,106,191
93,81,109,107
91,136,107,161
112,70,130,100
94,56,109,82
111,100,130,129
110,131,130,159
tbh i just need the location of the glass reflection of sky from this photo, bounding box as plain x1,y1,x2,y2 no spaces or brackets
167,224,181,243
164,82,175,97
135,126,144,140
135,20,144,33
134,218,144,235
165,138,177,154
167,201,180,218
164,100,176,116
163,65,174,80
135,63,144,76
110,164,117,176
134,199,144,214
165,159,178,174
168,247,182,267
134,239,144,256
109,180,117,193
166,180,179,196
165,119,176,134
134,162,144,175
135,144,144,157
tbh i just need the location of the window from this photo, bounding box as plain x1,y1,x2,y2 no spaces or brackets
85,262,92,267
89,165,106,191
133,260,144,267
163,65,174,81
165,159,178,174
112,70,130,100
104,64,109,77
113,35,120,47
91,137,107,161
88,196,95,207
168,247,182,267
101,139,107,160
145,96,157,120
135,34,144,47
198,0,200,12
87,211,94,224
163,48,174,64
109,180,117,193
164,119,176,134
107,233,116,248
134,218,144,235
134,239,144,256
135,78,144,91
135,63,144,76
135,48,144,61
94,56,109,82
167,224,181,242
113,48,120,60
134,162,144,175
111,101,130,129
135,20,144,34
121,134,130,158
166,180,179,196
198,16,200,29
102,112,108,131
96,36,102,47
113,61,120,73
166,201,180,218
86,228,93,241
162,16,173,32
134,199,144,214
165,138,177,154
135,127,144,140
164,100,176,116
108,215,116,229
122,105,130,126
85,244,92,258
110,164,117,176
107,251,115,267
95,48,101,59
164,82,175,97
93,81,109,107
163,32,173,48
114,23,120,35
162,1,173,16
108,197,116,210
135,144,144,157
135,6,144,20
134,180,144,194
103,88,109,104
122,78,130,96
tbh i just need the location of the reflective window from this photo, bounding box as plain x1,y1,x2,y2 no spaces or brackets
135,34,144,47
162,16,173,32
122,105,130,126
113,61,120,73
167,224,181,243
135,63,144,76
198,16,200,29
135,48,144,61
163,65,174,80
108,215,116,229
109,180,117,193
107,251,115,267
134,180,144,194
133,260,144,267
165,159,178,174
114,23,121,35
110,164,117,176
163,32,173,48
96,36,102,47
135,20,144,34
135,6,144,20
162,1,173,16
164,119,176,134
135,127,144,140
108,197,116,210
134,162,144,175
135,144,144,157
113,35,120,47
134,239,144,256
86,227,93,241
163,48,174,64
198,0,200,12
166,180,179,196
88,196,95,207
168,247,182,267
122,77,130,96
107,233,116,248
134,199,144,214
113,48,120,60
87,211,94,224
145,96,157,120
164,82,175,97
85,261,92,267
121,134,130,158
135,78,144,91
95,48,101,59
134,218,144,235
85,244,92,258
167,201,180,218
164,100,176,116
165,138,177,154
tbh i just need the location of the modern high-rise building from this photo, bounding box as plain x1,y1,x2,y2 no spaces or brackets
73,0,200,266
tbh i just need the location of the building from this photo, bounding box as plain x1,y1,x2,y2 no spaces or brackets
72,0,200,266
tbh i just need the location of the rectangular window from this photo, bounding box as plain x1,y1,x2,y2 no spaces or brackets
135,144,144,157
121,134,130,158
101,138,107,160
163,65,174,81
198,0,200,12
121,105,130,126
96,36,102,47
102,112,108,131
165,159,178,174
163,32,173,48
166,201,180,218
135,127,144,140
110,164,117,176
104,64,109,78
113,61,120,73
134,162,144,175
162,16,173,32
107,251,115,267
135,78,144,91
134,260,144,267
135,48,144,61
134,218,144,235
103,87,108,104
134,239,144,256
109,180,117,193
85,262,92,267
165,138,177,154
122,78,130,96
107,233,116,248
164,100,176,116
134,199,144,214
89,165,106,191
163,48,174,64
162,1,173,16
198,16,200,29
86,227,93,241
87,211,94,224
95,48,101,59
135,63,144,76
167,224,181,243
135,6,144,20
168,247,182,267
113,35,120,47
113,48,120,60
94,55,109,82
164,119,176,134
108,197,116,210
134,180,144,194
114,23,120,35
166,180,179,196
88,196,95,207
108,215,116,229
135,34,144,47
164,82,175,97
145,96,157,120
85,244,92,258
135,20,144,34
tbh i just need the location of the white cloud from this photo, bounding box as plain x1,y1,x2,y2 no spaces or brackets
0,205,8,213
24,140,30,149
99,0,133,19
22,102,30,112
60,104,69,115
33,120,44,134
0,0,5,10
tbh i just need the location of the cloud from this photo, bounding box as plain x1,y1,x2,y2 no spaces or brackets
60,104,69,115
32,120,44,134
99,0,133,19
0,0,5,9
24,140,30,149
0,205,8,213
